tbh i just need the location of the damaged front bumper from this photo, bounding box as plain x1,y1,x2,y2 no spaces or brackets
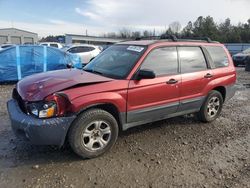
7,99,76,146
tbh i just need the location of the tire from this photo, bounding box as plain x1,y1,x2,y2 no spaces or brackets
197,90,223,123
68,109,119,159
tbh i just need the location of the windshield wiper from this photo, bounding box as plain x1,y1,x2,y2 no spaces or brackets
84,69,104,76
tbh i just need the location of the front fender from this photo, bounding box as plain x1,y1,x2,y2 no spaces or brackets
70,91,127,113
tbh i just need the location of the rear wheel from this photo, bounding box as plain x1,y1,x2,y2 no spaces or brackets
197,90,223,122
69,109,119,159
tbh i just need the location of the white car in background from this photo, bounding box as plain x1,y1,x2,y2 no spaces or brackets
39,42,64,49
62,44,101,65
0,44,15,51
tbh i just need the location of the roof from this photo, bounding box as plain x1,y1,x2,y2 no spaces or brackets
118,39,222,47
0,28,37,35
64,44,97,47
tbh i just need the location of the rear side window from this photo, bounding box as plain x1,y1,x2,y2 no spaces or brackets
141,47,178,76
178,47,207,73
205,46,229,68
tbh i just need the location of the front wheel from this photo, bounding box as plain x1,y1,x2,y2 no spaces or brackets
197,90,223,122
68,109,119,159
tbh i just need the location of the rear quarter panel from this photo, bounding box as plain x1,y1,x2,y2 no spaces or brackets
202,45,236,96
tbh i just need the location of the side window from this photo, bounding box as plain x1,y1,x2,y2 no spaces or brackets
140,47,178,76
85,47,95,52
79,46,95,52
205,46,229,68
179,47,207,73
75,47,84,53
68,47,78,53
50,43,58,48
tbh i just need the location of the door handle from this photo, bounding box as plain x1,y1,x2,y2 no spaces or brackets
167,79,178,84
204,73,213,78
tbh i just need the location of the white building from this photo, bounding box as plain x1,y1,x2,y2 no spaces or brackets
0,28,38,45
65,34,123,45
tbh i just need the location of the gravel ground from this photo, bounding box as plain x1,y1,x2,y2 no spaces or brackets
0,68,249,188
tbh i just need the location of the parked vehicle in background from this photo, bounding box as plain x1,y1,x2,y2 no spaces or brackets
224,43,250,56
0,44,15,51
62,44,101,65
0,45,82,82
39,42,64,49
232,48,250,66
7,37,236,159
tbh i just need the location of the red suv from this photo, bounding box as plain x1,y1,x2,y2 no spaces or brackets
7,38,236,158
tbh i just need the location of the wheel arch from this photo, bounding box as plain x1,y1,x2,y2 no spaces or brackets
212,86,226,102
75,103,124,131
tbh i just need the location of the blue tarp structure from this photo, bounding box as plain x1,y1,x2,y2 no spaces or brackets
0,45,82,82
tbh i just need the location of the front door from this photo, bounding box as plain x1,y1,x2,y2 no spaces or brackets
127,46,180,124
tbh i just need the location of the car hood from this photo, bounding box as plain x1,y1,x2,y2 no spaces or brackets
17,69,114,101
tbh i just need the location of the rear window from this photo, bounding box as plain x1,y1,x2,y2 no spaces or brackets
205,46,229,68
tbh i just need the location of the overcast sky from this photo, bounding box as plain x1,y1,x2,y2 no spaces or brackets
0,0,249,37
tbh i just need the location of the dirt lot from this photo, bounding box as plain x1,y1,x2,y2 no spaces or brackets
0,68,249,188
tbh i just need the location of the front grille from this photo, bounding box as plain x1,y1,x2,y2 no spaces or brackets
12,88,27,113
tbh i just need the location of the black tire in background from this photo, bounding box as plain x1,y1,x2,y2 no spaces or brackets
197,90,223,123
68,109,119,159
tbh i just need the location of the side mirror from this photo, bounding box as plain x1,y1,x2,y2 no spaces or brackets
137,69,156,80
66,63,74,69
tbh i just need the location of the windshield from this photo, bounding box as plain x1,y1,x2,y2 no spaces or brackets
242,48,250,54
83,44,146,79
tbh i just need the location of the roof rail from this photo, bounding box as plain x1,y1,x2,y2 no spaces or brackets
135,35,218,43
178,36,213,43
135,35,177,41
135,36,162,40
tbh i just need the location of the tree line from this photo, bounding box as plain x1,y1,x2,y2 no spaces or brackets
106,16,250,43
40,16,250,43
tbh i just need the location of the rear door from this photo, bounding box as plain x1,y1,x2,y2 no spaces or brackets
127,46,181,124
178,46,213,112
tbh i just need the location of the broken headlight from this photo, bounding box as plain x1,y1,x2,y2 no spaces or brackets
27,101,57,118
26,94,71,119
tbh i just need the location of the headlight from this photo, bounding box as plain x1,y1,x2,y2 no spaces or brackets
26,93,71,119
27,101,57,118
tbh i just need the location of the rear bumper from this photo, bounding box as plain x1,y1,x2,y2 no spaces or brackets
7,99,76,146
